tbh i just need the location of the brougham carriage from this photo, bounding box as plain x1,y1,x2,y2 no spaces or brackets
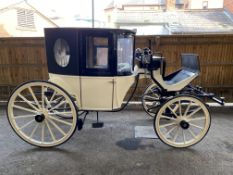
7,28,224,148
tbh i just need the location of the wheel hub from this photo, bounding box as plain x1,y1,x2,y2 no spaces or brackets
35,114,45,123
180,120,189,129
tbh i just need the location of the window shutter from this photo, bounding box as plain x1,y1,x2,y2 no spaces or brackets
17,9,35,28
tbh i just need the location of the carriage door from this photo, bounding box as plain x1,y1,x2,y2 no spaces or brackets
80,33,114,110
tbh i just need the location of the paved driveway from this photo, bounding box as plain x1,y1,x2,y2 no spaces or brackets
0,106,233,175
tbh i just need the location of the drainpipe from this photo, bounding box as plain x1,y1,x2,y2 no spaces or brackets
92,0,94,28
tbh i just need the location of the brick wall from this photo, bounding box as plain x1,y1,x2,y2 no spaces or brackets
224,0,233,13
166,0,176,10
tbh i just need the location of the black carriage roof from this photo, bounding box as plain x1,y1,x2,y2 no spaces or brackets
44,27,136,35
45,27,136,77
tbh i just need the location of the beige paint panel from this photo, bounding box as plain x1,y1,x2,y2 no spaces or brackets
49,74,136,111
80,76,113,110
48,73,81,108
113,75,136,109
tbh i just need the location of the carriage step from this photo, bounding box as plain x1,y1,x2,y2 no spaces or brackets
92,112,104,128
92,122,104,128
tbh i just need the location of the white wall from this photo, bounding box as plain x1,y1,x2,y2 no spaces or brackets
0,10,17,36
190,0,223,9
0,3,56,37
123,6,160,11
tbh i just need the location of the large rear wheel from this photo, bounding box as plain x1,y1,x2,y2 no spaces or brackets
7,81,77,147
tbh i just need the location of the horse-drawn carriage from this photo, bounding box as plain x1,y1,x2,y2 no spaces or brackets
7,28,224,148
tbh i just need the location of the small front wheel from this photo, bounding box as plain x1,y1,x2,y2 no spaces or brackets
7,81,77,147
154,95,211,148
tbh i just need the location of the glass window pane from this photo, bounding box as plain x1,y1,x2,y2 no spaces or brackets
96,47,108,68
117,36,134,75
86,37,109,69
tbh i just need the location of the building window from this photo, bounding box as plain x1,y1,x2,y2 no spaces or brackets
202,1,208,9
17,8,35,28
175,4,184,9
176,0,184,9
159,0,166,5
108,15,111,23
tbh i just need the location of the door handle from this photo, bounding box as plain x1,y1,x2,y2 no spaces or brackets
108,80,116,84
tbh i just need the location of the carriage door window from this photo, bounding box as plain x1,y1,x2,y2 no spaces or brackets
117,36,134,75
86,37,109,69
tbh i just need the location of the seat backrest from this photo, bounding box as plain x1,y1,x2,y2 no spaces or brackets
181,53,200,74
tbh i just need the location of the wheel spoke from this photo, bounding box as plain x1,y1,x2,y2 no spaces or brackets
28,87,41,109
159,122,176,128
49,100,66,111
179,100,182,117
49,91,56,102
172,127,180,142
41,86,45,108
160,115,176,121
165,126,177,137
48,115,73,126
189,123,204,130
45,96,51,108
51,96,63,103
29,123,39,138
19,119,35,130
188,117,205,122
49,111,72,116
184,102,192,116
41,122,45,142
18,93,39,111
186,107,202,119
14,114,35,119
14,105,37,114
182,130,186,145
168,105,179,118
173,104,179,113
188,128,196,139
47,118,66,136
45,120,56,141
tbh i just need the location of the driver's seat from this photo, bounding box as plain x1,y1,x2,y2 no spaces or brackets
152,53,200,91
164,53,200,84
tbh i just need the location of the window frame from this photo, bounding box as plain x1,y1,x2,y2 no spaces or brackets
117,35,135,76
202,1,208,9
80,32,114,76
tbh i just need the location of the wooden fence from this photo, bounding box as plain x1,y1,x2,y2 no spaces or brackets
0,35,233,101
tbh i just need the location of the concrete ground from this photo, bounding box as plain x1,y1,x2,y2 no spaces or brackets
0,105,233,175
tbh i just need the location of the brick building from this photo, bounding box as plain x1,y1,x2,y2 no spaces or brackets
224,0,233,14
105,0,233,35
